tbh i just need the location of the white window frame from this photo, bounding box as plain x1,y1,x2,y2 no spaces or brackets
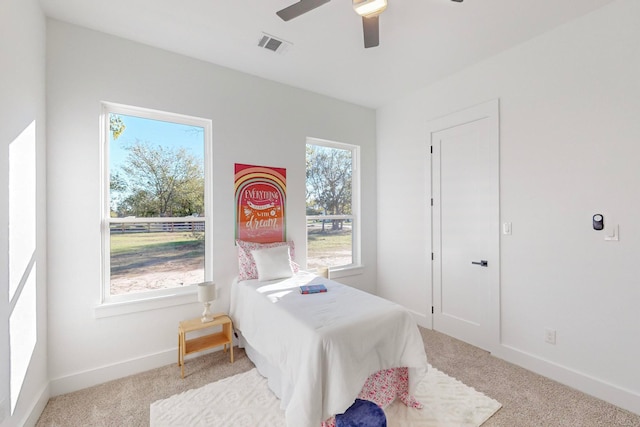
98,102,213,315
306,137,362,277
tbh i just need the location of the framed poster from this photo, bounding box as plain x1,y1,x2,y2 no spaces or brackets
234,163,286,243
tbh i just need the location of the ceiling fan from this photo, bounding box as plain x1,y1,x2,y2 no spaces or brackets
276,0,464,49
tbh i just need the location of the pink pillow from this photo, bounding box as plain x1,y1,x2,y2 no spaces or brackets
236,240,298,281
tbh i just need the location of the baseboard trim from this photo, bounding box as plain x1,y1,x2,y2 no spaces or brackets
49,345,228,397
49,348,177,397
494,343,640,416
19,382,49,427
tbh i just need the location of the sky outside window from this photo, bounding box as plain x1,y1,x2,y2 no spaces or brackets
109,114,204,173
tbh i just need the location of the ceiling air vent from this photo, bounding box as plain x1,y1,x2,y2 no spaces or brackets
258,33,292,54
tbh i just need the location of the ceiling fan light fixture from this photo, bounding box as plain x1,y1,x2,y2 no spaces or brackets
353,0,387,17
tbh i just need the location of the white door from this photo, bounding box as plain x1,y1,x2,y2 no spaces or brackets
430,100,500,352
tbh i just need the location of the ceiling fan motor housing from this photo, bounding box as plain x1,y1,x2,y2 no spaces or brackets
353,0,388,17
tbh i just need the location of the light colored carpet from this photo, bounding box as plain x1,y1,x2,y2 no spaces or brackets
150,365,501,427
36,328,640,427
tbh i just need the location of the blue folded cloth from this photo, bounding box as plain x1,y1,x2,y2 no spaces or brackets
335,399,387,427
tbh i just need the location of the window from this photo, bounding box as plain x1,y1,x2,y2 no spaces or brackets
305,138,360,272
101,103,212,303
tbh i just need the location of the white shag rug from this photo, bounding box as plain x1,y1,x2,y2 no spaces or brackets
150,366,501,427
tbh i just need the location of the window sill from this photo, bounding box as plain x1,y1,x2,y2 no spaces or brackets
95,290,198,318
329,265,364,280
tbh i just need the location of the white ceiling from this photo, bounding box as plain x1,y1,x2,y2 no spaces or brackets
39,0,617,108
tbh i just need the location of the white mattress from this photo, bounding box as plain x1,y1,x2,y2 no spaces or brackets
230,271,428,427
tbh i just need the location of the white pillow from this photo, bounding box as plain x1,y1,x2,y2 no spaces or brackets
236,240,298,281
251,245,294,281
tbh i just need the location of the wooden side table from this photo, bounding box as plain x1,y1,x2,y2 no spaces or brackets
178,313,233,378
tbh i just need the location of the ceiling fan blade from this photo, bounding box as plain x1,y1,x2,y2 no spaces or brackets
362,15,379,48
276,0,331,21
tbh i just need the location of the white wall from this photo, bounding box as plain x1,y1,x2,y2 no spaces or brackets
377,0,640,414
46,20,377,395
0,0,49,426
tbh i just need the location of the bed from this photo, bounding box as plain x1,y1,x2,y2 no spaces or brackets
230,241,428,427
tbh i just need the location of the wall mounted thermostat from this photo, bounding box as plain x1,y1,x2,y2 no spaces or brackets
593,214,604,231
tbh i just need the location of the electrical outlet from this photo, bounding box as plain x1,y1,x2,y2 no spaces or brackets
545,329,556,345
503,222,512,235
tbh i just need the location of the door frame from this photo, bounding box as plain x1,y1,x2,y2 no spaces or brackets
427,99,501,353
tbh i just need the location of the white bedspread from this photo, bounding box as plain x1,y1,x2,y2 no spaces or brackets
230,271,428,427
